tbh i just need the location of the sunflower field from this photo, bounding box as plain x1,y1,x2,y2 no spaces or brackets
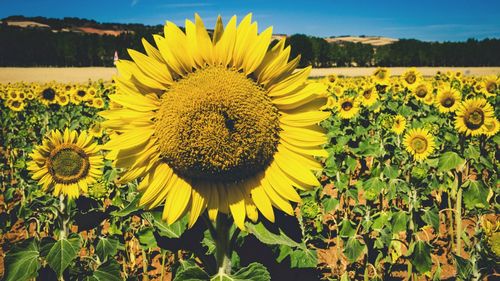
1,14,499,281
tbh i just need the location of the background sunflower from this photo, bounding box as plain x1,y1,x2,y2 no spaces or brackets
27,128,103,199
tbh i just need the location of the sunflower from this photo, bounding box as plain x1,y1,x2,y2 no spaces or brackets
391,115,406,135
336,96,360,119
423,92,435,105
455,98,495,136
91,97,105,109
372,67,390,85
413,82,431,101
6,99,26,111
101,14,329,229
403,128,435,161
56,94,70,106
74,88,89,101
39,87,58,105
481,75,498,97
359,84,378,107
89,122,104,138
27,129,103,199
326,74,338,84
435,87,461,113
330,84,344,97
483,118,499,137
401,68,422,90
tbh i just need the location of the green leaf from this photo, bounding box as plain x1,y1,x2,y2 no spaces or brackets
421,207,440,231
391,211,408,233
289,249,318,268
4,239,40,281
110,194,141,217
362,177,385,201
93,260,122,281
142,211,188,238
383,165,399,179
246,222,299,248
46,236,81,278
137,227,158,249
228,262,271,281
438,151,465,172
371,212,389,231
96,237,120,261
411,241,432,274
174,260,209,281
345,156,358,173
322,197,339,213
246,222,316,268
453,254,473,280
339,219,356,238
343,236,366,263
462,180,489,209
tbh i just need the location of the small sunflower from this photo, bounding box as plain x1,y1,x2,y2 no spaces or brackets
56,94,70,106
39,87,58,105
372,68,390,85
74,88,89,101
413,82,431,101
401,68,422,90
403,128,435,161
435,87,461,113
483,118,499,137
481,75,498,97
6,99,26,111
101,14,329,229
359,84,378,107
92,97,105,109
336,96,360,119
455,98,495,136
391,115,406,135
89,122,105,138
27,129,104,199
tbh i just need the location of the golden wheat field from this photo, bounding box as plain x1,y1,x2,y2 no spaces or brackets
1,67,499,83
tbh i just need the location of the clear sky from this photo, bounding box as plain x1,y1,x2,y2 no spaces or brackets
1,0,499,41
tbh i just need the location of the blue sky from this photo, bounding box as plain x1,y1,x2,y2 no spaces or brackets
1,0,499,41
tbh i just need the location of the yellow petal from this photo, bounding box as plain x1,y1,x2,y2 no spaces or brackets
247,175,275,222
226,184,246,230
163,177,192,225
189,184,208,228
128,49,172,85
274,150,320,187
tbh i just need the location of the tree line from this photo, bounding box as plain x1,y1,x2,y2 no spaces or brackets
1,23,499,67
286,34,500,67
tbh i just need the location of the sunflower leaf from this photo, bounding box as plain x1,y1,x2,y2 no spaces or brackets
4,238,40,281
438,151,465,172
46,235,81,278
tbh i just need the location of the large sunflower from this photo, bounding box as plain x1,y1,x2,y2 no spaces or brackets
101,14,329,229
403,128,435,161
336,96,360,119
435,87,461,113
455,98,495,136
27,129,103,199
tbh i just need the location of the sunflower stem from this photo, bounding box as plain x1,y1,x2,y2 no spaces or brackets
59,194,67,240
214,214,232,275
